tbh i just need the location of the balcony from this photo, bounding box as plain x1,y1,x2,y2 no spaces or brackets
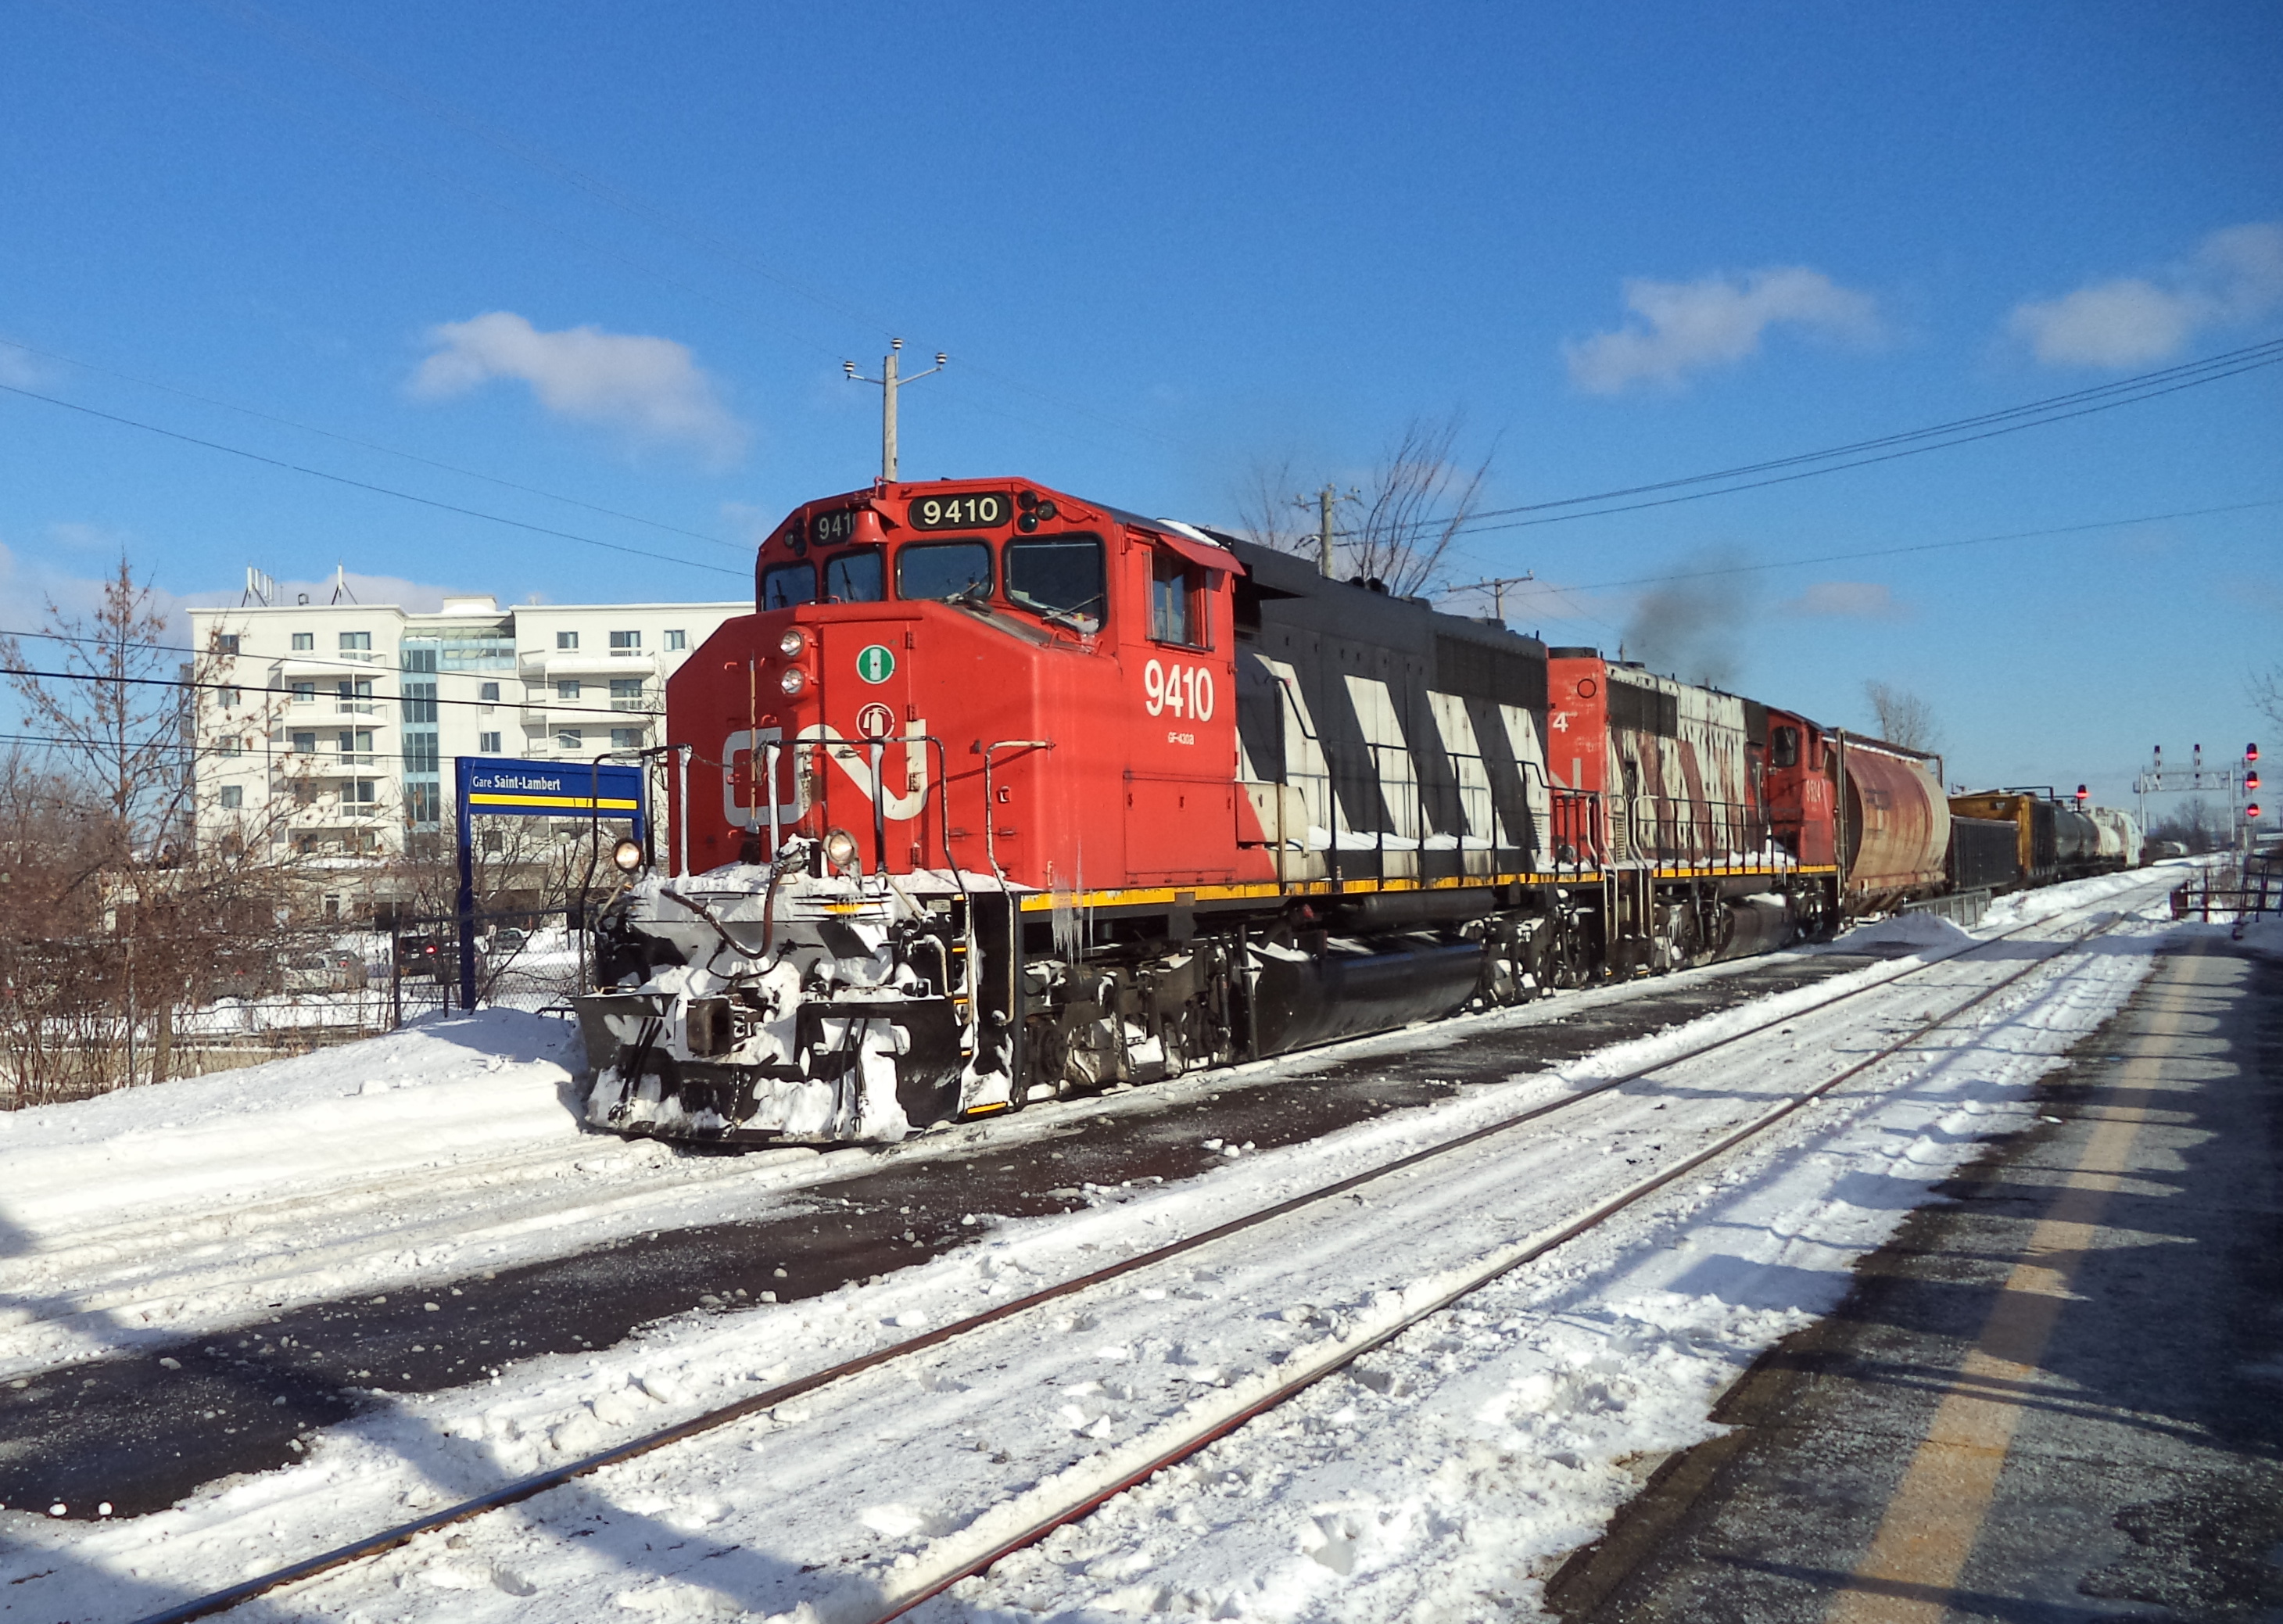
521,650,659,680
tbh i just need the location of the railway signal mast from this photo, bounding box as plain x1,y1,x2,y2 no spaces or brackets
2133,742,2264,850
844,339,948,482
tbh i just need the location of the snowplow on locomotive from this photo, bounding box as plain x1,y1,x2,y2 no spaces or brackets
573,476,2116,1147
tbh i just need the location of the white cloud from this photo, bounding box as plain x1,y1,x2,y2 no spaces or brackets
1781,580,1905,619
410,311,748,464
2006,221,2283,367
1565,267,1881,394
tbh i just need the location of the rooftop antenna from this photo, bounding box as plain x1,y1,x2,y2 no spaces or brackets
842,339,948,481
242,566,277,608
328,564,359,605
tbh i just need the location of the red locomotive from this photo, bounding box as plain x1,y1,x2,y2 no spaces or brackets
573,476,2093,1145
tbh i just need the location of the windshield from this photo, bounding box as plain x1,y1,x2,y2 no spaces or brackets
823,547,885,603
1006,535,1106,628
897,540,992,600
761,561,816,610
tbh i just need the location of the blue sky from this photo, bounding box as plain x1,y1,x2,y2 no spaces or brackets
3,1,2279,810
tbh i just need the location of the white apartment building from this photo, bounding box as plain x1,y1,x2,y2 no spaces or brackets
188,592,746,863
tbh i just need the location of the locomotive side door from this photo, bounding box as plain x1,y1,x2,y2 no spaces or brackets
1123,532,1240,884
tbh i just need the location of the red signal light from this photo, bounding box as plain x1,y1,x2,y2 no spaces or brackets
2074,783,2088,802
2250,744,2262,763
2249,771,2263,793
2248,803,2263,821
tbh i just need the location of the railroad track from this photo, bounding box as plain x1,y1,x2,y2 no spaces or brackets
120,877,2167,1624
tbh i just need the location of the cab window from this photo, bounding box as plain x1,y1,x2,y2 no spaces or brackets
1771,726,1800,769
823,547,884,603
762,561,816,610
1149,548,1207,647
1006,535,1106,630
897,540,992,601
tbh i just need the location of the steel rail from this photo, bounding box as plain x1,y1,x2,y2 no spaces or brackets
125,884,2156,1624
862,902,2138,1621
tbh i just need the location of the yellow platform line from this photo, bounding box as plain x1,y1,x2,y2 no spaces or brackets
1822,947,2196,1623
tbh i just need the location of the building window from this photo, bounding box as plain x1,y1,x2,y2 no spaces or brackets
220,784,243,810
556,679,582,700
406,783,443,826
401,646,438,673
401,680,436,725
611,727,644,749
479,730,501,754
292,730,317,754
609,677,643,708
292,632,314,651
557,728,582,751
610,629,640,651
219,736,242,755
664,629,686,651
481,830,504,855
557,630,579,651
290,681,315,703
215,633,240,656
348,779,376,805
404,734,439,774
216,687,241,708
339,631,371,651
480,681,500,702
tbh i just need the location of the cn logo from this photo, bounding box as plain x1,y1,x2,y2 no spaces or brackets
855,702,896,740
855,644,896,683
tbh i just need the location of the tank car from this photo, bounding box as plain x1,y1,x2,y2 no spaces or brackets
573,477,1844,1145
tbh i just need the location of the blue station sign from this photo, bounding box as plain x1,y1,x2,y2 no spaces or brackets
460,758,647,820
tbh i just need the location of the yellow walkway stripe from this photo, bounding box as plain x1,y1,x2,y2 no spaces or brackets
1822,946,2202,1623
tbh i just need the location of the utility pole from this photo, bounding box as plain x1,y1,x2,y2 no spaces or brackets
844,339,947,482
1439,572,1535,625
1318,485,1337,577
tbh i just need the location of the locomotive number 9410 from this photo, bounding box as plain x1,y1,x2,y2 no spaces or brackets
910,493,1009,529
1143,658,1215,720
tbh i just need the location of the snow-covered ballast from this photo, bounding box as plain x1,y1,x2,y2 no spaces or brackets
577,834,1017,1144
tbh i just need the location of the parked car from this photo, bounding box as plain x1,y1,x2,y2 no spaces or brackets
396,934,450,980
283,949,367,994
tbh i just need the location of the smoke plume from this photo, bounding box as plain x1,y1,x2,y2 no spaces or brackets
1619,550,1753,690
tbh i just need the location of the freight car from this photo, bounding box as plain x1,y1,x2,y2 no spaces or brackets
573,476,2108,1146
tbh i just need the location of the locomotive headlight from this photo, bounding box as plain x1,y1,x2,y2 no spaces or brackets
823,826,860,873
779,667,808,696
778,628,807,658
611,837,645,873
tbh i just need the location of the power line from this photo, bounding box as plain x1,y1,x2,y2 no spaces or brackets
0,336,746,552
1385,338,2283,544
2,657,665,720
0,381,748,579
1443,495,2283,621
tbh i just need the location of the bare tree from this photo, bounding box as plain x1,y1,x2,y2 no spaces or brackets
0,557,198,872
0,562,314,1100
1231,413,1495,597
1865,680,1941,752
2251,666,2283,735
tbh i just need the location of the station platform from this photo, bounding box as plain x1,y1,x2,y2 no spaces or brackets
1550,933,2283,1622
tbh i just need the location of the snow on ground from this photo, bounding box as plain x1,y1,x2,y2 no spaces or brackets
0,868,2186,1623
0,894,2004,1384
